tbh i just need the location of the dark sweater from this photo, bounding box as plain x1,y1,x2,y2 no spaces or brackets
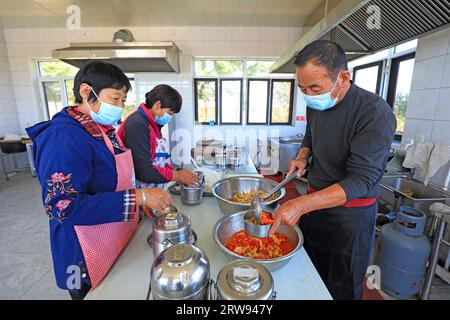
121,110,170,184
301,83,396,202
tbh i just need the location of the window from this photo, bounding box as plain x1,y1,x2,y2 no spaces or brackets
37,60,136,121
387,53,416,135
38,60,78,119
220,79,242,124
42,81,63,119
247,79,269,124
270,80,295,125
353,61,384,95
194,59,295,125
194,79,218,124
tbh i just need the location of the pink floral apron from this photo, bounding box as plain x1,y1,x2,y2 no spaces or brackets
74,129,138,290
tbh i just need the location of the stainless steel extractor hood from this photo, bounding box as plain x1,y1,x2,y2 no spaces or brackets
52,31,180,73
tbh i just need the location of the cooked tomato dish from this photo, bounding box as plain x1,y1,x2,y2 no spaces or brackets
245,211,274,225
224,230,294,259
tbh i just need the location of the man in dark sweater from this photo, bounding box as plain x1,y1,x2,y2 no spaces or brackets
269,40,396,300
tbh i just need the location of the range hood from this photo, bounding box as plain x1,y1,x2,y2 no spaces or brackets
52,30,181,73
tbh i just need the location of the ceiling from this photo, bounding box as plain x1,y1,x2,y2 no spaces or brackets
271,0,450,72
320,0,450,61
0,0,324,28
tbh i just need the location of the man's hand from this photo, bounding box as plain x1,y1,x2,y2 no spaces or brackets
287,158,308,178
173,169,201,186
269,198,306,236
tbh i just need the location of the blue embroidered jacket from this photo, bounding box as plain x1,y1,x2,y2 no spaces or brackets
26,107,136,290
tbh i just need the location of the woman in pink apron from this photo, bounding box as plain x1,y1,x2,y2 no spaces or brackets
27,62,172,299
118,85,200,194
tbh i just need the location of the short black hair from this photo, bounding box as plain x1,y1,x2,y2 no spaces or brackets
145,85,182,113
73,61,132,104
293,40,348,80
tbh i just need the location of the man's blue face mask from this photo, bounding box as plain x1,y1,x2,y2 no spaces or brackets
302,73,342,111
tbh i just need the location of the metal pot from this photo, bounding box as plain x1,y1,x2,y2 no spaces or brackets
180,171,205,205
151,244,210,300
149,212,196,257
214,260,276,300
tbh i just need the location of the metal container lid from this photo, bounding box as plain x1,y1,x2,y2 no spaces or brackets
216,260,274,300
151,204,178,218
153,212,191,242
151,244,210,299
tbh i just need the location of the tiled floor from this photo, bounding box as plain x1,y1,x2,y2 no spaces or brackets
1,171,449,300
0,171,69,300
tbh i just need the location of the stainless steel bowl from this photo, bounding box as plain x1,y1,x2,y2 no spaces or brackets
213,210,303,271
211,176,286,215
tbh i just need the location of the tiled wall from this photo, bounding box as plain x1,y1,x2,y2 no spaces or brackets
403,26,450,189
0,25,22,180
2,26,307,167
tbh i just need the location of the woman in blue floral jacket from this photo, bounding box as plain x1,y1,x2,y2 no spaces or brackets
27,62,172,299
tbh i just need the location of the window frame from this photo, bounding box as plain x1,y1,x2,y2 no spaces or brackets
193,58,296,126
386,52,416,108
386,52,416,141
352,60,384,95
219,78,243,125
246,78,270,125
194,78,219,125
269,79,295,126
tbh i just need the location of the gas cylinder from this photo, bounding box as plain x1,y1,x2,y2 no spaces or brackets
376,206,431,299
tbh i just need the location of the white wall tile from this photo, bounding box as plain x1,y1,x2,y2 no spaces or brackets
402,119,434,144
231,41,260,56
204,27,233,41
148,27,176,41
415,28,450,62
430,121,450,145
440,53,450,88
203,41,234,57
175,27,204,41
176,40,204,56
232,27,260,41
410,55,446,90
405,89,440,120
259,41,289,57
10,72,32,86
259,27,289,42
435,87,450,121
288,27,303,45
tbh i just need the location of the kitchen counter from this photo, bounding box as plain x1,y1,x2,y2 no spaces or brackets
85,163,332,300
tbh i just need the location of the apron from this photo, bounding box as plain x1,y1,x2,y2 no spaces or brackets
300,186,377,300
74,129,138,290
136,135,171,190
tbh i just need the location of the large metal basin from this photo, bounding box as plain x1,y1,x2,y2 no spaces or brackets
211,176,286,215
213,210,303,271
379,174,448,216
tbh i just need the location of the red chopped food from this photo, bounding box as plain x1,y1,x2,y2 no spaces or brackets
224,230,294,259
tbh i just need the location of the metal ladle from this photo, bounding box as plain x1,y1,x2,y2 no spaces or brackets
250,170,299,220
245,170,299,238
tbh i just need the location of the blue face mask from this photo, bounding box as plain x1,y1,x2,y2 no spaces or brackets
155,112,172,126
88,88,123,126
302,73,342,111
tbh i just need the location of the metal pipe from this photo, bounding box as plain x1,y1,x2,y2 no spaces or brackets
421,218,447,300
